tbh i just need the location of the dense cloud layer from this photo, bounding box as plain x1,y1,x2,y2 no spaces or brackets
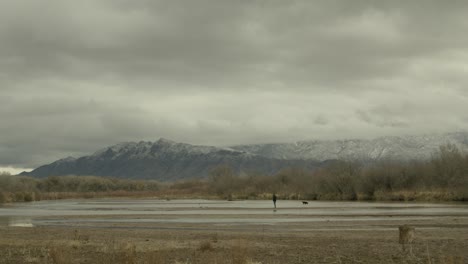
1,0,468,169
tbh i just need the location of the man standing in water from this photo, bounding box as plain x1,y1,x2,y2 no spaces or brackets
272,193,277,208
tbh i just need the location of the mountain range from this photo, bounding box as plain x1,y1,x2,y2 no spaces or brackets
21,132,468,181
21,138,322,180
232,132,468,161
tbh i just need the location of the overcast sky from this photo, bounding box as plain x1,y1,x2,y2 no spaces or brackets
1,0,468,171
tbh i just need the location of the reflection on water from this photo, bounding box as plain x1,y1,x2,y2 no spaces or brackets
1,199,468,227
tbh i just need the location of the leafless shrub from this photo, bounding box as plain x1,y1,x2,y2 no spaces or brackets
0,191,7,203
211,233,218,243
399,225,415,254
98,240,137,264
48,245,72,264
142,250,169,264
229,239,250,264
198,241,214,252
120,242,137,264
73,229,90,244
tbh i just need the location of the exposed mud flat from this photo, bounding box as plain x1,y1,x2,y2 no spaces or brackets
1,199,467,263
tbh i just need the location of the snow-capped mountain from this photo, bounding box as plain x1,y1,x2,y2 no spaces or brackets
91,138,230,158
22,138,321,180
232,132,468,161
22,132,468,180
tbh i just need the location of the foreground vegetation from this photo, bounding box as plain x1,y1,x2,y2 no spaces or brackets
1,217,467,264
1,144,467,203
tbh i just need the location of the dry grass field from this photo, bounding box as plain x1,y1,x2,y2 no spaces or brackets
1,215,467,264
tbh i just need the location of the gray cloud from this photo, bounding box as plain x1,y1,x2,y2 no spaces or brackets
1,0,468,168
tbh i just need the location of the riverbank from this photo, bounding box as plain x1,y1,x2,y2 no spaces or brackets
1,199,468,263
1,215,467,263
1,188,467,205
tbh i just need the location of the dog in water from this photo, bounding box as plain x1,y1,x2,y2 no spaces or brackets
302,201,308,205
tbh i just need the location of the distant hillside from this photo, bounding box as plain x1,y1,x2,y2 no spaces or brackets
21,132,468,180
232,132,468,161
21,139,321,181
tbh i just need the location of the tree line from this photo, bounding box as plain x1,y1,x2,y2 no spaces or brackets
207,144,468,201
1,144,467,203
0,174,160,203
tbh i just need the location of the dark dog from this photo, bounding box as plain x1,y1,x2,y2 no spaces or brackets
302,201,308,205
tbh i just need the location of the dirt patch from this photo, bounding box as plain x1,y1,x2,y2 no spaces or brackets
1,215,467,264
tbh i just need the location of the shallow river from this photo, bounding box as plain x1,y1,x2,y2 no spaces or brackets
1,199,467,228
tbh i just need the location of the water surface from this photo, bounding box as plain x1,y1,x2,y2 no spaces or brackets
1,199,467,228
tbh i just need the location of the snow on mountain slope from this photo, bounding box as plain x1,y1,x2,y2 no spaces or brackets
22,132,468,180
231,132,468,161
91,138,239,159
22,138,319,180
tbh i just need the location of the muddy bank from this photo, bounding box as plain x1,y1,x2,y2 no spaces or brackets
0,216,467,264
1,199,467,263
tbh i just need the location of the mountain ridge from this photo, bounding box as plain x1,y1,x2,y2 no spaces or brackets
21,132,468,180
231,132,468,161
21,139,321,180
